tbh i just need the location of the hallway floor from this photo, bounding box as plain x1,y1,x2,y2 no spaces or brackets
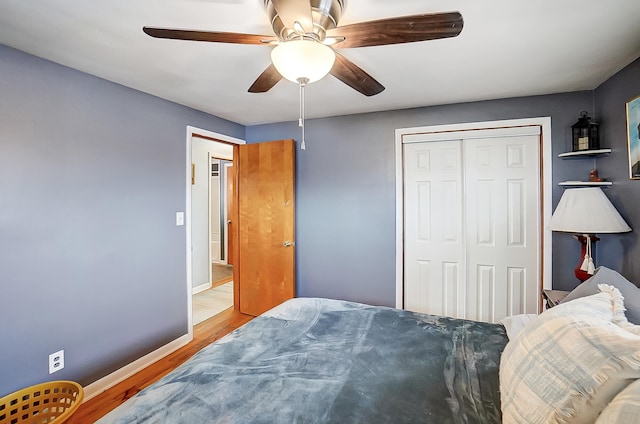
193,282,233,325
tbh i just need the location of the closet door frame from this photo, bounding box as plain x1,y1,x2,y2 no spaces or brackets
394,117,553,311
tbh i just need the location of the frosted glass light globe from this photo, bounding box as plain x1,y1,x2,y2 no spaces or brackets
271,39,336,83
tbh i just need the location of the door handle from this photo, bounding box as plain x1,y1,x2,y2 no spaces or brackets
282,240,293,247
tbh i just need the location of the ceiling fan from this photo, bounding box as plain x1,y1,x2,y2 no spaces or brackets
143,0,463,96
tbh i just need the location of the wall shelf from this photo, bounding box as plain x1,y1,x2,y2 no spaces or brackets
558,148,611,158
558,181,613,187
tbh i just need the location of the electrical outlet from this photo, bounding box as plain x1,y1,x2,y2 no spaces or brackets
49,350,64,374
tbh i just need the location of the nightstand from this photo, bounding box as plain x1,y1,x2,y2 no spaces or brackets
542,289,570,309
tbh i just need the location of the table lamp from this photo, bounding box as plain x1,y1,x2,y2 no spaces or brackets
548,187,631,282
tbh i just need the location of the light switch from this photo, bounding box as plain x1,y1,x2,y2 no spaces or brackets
176,211,184,226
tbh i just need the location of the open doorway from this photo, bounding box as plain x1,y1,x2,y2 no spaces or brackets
209,158,233,276
186,130,295,328
190,132,236,325
196,157,234,324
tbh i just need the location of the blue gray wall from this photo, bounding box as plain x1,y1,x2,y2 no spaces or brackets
247,61,639,299
0,44,243,395
593,58,640,281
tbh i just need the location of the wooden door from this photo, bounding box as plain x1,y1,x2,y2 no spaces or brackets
236,139,295,316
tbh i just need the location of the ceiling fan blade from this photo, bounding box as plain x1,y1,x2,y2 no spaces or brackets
143,27,276,44
248,64,283,93
330,53,385,97
271,0,314,33
329,12,463,49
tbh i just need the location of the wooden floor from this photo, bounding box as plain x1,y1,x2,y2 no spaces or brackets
211,263,233,287
68,308,252,423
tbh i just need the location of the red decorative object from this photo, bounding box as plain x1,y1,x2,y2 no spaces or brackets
589,169,603,182
574,234,599,282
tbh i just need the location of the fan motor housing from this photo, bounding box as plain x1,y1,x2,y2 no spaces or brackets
264,0,345,41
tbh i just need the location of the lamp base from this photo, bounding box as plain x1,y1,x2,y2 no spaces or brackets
574,234,599,282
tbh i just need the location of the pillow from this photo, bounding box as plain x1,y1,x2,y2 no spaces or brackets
500,284,640,424
596,379,640,423
499,314,538,340
562,266,640,325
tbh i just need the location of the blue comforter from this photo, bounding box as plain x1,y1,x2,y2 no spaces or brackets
99,298,507,423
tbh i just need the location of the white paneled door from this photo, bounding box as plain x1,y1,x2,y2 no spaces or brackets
403,126,541,322
404,140,465,318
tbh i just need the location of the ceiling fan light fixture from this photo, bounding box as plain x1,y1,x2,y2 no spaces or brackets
271,39,335,83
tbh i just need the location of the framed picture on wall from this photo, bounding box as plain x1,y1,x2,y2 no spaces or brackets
627,94,640,179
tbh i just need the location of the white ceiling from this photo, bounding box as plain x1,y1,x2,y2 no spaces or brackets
1,0,639,126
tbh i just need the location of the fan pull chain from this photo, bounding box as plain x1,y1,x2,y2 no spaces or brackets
297,77,309,150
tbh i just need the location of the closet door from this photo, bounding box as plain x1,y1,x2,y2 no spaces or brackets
403,127,541,322
464,135,540,322
403,140,464,317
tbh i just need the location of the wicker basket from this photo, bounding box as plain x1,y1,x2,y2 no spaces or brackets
0,381,83,424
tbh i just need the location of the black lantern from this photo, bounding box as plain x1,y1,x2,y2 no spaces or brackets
572,111,600,151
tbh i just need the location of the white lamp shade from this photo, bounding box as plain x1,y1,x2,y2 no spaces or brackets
271,40,336,83
548,187,631,233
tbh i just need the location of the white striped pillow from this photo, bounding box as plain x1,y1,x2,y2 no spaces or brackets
500,284,640,423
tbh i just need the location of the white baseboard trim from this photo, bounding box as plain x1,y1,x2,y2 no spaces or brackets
82,333,193,402
192,282,212,295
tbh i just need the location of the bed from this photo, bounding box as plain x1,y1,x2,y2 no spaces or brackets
98,269,640,423
98,297,508,423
